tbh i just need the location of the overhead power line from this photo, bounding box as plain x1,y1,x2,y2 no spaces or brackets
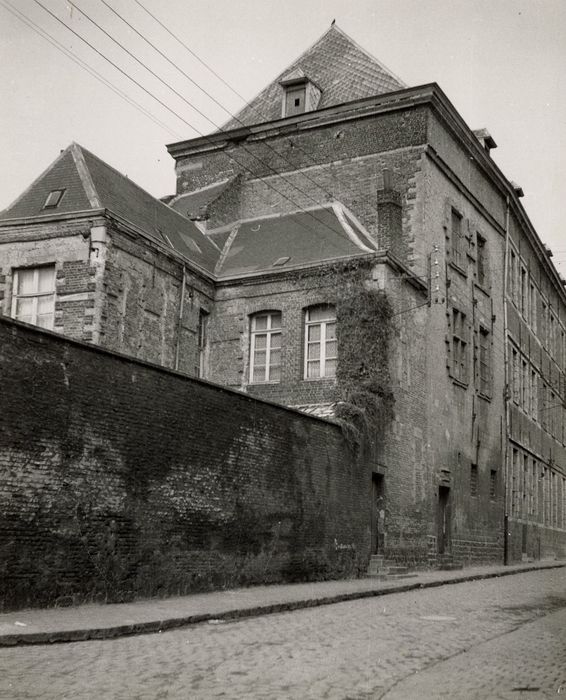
0,0,183,139
129,0,401,243
29,0,350,248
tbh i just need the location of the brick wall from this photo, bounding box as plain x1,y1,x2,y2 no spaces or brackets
0,317,369,611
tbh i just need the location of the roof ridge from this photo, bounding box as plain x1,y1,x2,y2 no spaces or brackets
76,144,218,235
330,24,407,88
220,24,340,129
70,143,101,209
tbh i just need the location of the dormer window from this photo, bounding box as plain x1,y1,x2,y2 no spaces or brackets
43,189,66,209
280,71,321,118
285,84,307,117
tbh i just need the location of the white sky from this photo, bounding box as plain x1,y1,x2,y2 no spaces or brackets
1,0,565,275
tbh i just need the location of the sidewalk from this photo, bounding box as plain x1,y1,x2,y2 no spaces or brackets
1,560,564,646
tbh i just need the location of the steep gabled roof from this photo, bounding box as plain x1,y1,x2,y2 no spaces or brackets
224,24,406,129
213,203,377,279
0,143,221,274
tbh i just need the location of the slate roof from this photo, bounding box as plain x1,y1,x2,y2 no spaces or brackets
169,179,233,220
224,24,406,128
213,203,376,279
0,143,221,274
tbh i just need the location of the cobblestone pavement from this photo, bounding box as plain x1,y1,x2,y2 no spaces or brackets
384,608,566,699
1,568,565,699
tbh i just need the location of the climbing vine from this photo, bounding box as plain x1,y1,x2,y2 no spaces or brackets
297,258,395,454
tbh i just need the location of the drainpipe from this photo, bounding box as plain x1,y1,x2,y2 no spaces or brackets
502,196,511,564
174,265,187,371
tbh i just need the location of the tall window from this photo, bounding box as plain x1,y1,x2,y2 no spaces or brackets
478,326,491,396
304,305,336,379
11,265,55,329
451,308,468,383
451,209,464,269
250,311,281,383
197,309,209,378
476,233,487,287
470,464,478,497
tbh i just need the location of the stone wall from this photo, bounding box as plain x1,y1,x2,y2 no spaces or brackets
0,317,368,611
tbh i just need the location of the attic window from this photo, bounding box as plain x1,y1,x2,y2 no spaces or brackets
285,85,306,117
272,256,291,267
43,189,66,209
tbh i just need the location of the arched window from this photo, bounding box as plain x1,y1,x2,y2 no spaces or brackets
250,311,282,383
304,305,336,379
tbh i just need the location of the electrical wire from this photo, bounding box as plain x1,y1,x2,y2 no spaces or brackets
0,0,183,139
63,0,352,238
29,0,354,248
127,0,404,236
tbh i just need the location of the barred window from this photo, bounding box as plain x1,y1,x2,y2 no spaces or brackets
304,305,336,379
451,209,464,269
250,311,282,383
451,308,468,383
11,265,56,330
478,326,491,396
476,233,487,287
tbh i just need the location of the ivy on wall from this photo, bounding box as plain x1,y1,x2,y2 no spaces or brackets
297,258,395,453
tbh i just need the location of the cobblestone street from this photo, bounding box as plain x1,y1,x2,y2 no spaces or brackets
1,568,565,699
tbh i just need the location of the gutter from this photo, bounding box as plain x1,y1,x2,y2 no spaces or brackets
502,195,511,565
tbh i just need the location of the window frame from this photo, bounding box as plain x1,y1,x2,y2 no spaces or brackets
477,325,492,398
304,305,337,380
249,311,282,384
475,232,488,288
11,264,56,330
450,307,469,385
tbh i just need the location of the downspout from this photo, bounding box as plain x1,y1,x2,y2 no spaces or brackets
174,265,187,371
502,196,511,564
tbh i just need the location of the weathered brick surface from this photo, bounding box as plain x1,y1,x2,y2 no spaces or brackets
0,317,369,611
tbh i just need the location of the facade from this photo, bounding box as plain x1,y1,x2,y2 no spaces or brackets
1,24,565,567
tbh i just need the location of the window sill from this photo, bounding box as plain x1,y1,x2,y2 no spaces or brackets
450,377,469,389
302,377,337,383
448,261,467,278
477,391,492,402
473,280,491,296
248,380,281,386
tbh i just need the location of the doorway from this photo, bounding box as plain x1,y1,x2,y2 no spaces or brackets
371,474,385,555
438,485,451,555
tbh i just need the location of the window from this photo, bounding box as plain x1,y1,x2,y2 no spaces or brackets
509,250,517,303
43,189,66,209
520,267,528,318
470,464,478,497
284,85,306,117
11,265,55,329
478,326,491,396
529,282,537,329
489,470,497,500
476,233,487,287
304,305,336,379
197,309,209,378
451,308,468,383
530,369,538,419
521,359,528,410
450,209,464,269
250,311,282,383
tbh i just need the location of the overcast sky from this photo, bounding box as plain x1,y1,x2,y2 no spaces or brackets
1,0,565,274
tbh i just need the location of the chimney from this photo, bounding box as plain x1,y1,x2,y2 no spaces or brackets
473,128,497,155
376,169,402,250
510,181,524,198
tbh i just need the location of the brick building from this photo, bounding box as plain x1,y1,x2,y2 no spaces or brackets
1,24,565,567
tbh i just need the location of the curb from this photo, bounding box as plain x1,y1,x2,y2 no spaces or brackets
2,562,564,647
